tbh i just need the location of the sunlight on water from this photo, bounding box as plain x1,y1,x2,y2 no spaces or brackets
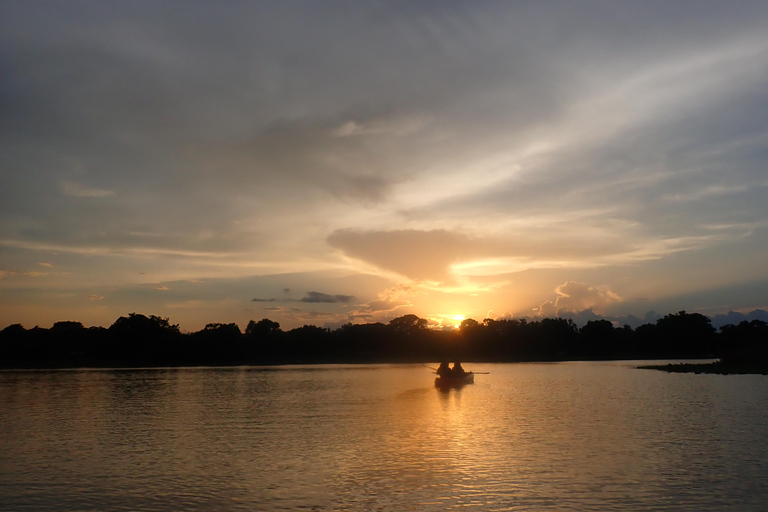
1,363,767,511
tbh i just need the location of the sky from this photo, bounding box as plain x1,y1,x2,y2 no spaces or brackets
2,1,768,332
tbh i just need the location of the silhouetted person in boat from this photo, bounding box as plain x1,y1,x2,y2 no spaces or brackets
437,361,451,378
451,362,465,377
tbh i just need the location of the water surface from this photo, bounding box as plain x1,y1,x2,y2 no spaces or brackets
1,362,766,511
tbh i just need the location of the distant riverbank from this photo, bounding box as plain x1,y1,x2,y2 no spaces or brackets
3,312,767,370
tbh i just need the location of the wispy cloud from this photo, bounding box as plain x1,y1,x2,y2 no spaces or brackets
328,229,475,282
22,271,49,277
59,182,115,198
662,184,750,203
0,239,232,259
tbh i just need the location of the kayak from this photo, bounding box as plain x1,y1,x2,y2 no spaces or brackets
434,372,474,388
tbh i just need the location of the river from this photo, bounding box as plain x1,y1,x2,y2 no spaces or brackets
1,361,766,511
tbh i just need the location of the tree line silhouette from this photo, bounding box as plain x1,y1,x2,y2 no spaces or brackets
1,311,766,370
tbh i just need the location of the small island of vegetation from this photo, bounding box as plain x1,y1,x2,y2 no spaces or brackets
638,361,768,375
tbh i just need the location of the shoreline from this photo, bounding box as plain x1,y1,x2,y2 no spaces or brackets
638,360,768,375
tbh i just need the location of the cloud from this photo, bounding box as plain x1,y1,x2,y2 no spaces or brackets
352,285,417,314
87,295,104,300
257,305,350,330
0,239,237,260
59,182,115,198
300,291,354,304
552,308,606,327
332,115,427,138
3,3,768,331
340,284,419,326
328,229,476,282
710,309,768,328
329,227,712,283
361,299,411,313
537,281,621,317
251,291,355,304
199,115,410,205
345,313,376,323
22,271,48,277
154,286,169,291
163,299,242,312
165,300,207,310
38,262,53,267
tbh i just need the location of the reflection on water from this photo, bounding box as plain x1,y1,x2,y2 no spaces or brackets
1,362,767,511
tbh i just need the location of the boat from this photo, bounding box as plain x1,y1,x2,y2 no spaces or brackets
434,371,474,388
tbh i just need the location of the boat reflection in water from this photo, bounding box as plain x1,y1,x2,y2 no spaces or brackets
434,371,474,389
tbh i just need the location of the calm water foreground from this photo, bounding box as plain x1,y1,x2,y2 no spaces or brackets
1,362,766,511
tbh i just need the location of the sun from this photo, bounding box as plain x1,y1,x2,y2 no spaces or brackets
427,313,468,330
447,314,466,329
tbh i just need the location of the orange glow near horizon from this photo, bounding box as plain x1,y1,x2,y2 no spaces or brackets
448,314,466,328
426,314,467,330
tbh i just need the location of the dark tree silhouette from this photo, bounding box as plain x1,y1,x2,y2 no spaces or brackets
655,311,715,357
580,319,618,359
109,313,180,335
108,313,182,364
389,314,428,333
187,323,244,363
335,322,389,361
719,320,768,366
286,325,332,362
1,310,767,370
538,317,578,360
246,318,280,337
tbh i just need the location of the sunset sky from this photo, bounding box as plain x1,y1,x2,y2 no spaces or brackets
2,1,768,331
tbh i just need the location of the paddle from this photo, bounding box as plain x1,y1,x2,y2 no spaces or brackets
422,364,438,371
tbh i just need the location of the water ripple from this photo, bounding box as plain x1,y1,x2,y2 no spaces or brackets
1,363,767,510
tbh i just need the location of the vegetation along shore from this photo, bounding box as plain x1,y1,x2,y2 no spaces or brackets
2,311,767,372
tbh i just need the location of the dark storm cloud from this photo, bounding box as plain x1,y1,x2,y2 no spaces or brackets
251,291,355,304
301,292,354,304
